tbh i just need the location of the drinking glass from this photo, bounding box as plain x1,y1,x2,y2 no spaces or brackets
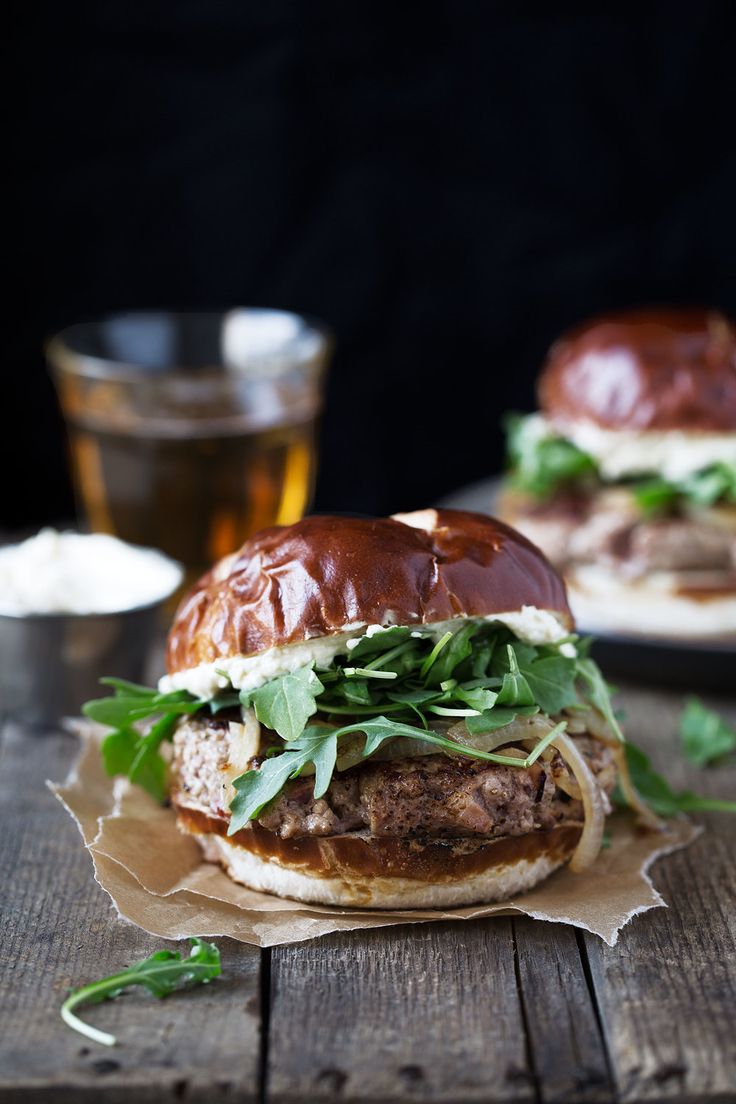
48,310,332,585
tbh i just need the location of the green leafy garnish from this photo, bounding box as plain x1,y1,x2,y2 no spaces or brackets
505,413,597,497
680,698,736,767
519,653,579,715
85,618,624,822
574,656,624,743
60,938,221,1047
680,462,736,507
239,666,324,742
504,413,736,509
615,743,736,816
228,717,568,833
632,462,736,514
631,478,680,514
83,683,206,801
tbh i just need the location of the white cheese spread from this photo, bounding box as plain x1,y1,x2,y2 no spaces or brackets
159,606,571,699
544,415,736,480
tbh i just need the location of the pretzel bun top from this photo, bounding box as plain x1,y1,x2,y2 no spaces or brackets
166,508,571,673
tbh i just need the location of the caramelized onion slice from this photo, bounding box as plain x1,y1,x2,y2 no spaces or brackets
550,731,606,872
446,715,556,750
562,705,620,746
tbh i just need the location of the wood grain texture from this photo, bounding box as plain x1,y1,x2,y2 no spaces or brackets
267,920,535,1104
512,918,614,1104
582,687,736,1104
0,723,262,1104
2,679,735,1104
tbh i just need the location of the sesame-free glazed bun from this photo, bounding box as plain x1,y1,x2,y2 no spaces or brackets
166,508,571,673
538,307,736,432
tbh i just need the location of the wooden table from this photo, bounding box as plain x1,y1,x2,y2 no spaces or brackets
1,680,734,1104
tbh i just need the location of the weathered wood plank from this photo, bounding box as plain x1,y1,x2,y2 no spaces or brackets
513,918,614,1104
267,920,535,1104
582,687,736,1104
0,723,262,1104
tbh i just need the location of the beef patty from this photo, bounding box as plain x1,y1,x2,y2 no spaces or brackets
171,715,615,840
511,488,736,579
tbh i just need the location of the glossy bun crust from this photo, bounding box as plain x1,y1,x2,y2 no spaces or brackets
538,307,736,431
166,508,571,673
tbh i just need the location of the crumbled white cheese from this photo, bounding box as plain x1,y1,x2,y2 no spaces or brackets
159,606,572,699
0,529,182,616
543,415,736,480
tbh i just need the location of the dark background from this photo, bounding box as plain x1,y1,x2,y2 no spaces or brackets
8,2,736,529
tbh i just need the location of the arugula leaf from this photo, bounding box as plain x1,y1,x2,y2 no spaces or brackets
680,698,736,767
344,626,413,661
419,631,454,680
505,413,597,497
229,715,568,830
465,705,538,735
89,617,623,817
83,691,202,727
60,938,221,1047
615,743,736,816
128,713,180,799
340,678,374,705
83,682,208,801
496,646,535,707
209,692,243,714
632,478,680,515
387,687,443,705
99,677,160,697
680,462,736,506
575,656,624,742
424,622,478,685
239,666,324,742
506,412,736,509
100,728,138,776
454,685,499,712
229,728,339,829
520,654,579,715
100,722,170,804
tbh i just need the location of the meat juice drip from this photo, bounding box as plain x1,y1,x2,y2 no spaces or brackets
65,415,317,588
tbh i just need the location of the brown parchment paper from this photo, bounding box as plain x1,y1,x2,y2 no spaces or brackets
50,726,700,947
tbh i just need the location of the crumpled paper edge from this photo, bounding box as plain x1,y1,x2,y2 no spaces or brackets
48,725,701,947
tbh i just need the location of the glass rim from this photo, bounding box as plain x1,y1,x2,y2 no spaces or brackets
46,308,334,383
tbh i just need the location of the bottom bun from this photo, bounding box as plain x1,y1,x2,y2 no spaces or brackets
567,564,736,639
174,798,582,908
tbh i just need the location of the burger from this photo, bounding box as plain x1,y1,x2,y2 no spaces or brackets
499,308,736,639
86,508,652,909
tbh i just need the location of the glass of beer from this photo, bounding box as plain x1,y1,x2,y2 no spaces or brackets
48,310,332,586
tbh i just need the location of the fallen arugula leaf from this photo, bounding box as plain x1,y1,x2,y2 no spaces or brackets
614,743,736,817
60,938,221,1047
680,698,736,767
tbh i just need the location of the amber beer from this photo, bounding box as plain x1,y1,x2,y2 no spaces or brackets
66,413,317,583
49,310,331,587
